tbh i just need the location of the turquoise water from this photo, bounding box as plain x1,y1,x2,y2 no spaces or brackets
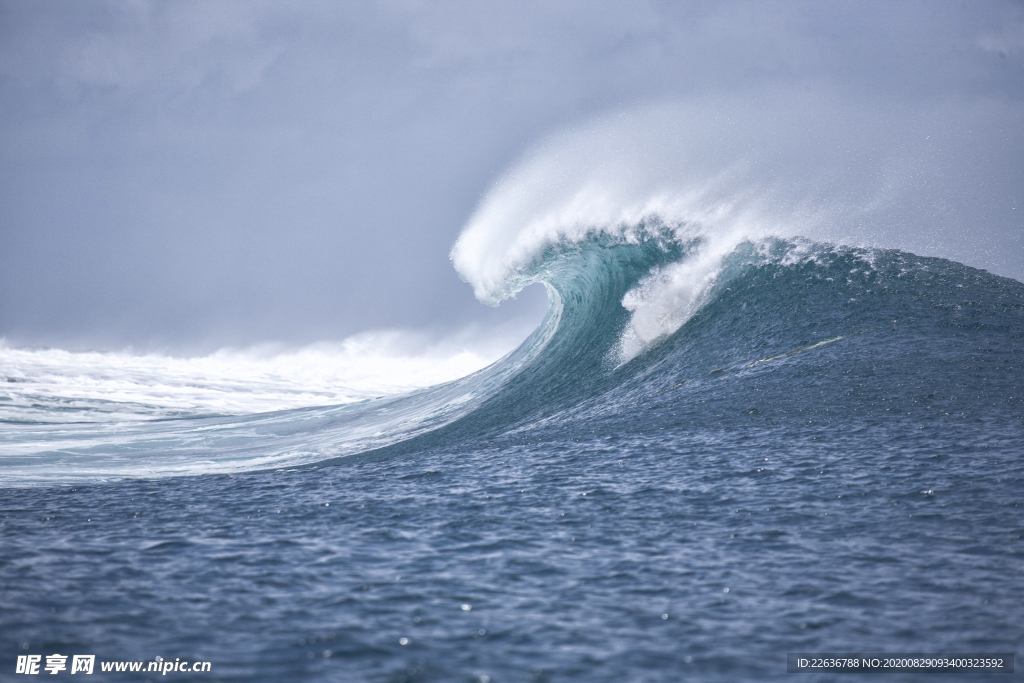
3,236,1023,681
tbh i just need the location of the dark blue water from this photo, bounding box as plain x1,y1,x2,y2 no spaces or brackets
3,238,1023,681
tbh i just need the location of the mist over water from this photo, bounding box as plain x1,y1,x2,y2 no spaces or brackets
453,92,1024,355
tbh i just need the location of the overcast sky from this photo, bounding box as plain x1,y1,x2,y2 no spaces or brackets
1,0,1022,352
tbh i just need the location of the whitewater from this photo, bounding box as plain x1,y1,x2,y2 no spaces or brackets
3,95,1023,681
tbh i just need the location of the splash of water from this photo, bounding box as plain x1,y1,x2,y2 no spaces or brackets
451,91,1024,359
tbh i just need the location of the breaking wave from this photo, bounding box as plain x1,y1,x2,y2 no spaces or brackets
3,94,1022,485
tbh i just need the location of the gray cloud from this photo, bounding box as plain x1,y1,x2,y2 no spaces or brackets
1,0,1021,351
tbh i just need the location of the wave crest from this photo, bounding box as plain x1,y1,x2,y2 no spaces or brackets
452,93,1024,349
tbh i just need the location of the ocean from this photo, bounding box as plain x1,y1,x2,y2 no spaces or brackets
3,225,1022,681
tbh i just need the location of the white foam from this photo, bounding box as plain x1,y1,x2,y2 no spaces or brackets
451,95,870,307
0,328,523,424
451,96,825,361
452,91,1024,361
616,232,739,361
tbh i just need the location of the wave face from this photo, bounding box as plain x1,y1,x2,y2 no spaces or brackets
5,224,1023,682
0,329,551,483
5,95,1022,682
5,93,1022,485
437,230,1024,449
5,225,1022,485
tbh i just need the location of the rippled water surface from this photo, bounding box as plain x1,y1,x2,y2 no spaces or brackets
3,242,1023,681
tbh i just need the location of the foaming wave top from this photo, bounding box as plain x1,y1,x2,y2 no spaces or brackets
451,91,1023,354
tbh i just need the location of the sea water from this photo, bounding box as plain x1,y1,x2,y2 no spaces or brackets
3,94,1023,681
3,231,1022,681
